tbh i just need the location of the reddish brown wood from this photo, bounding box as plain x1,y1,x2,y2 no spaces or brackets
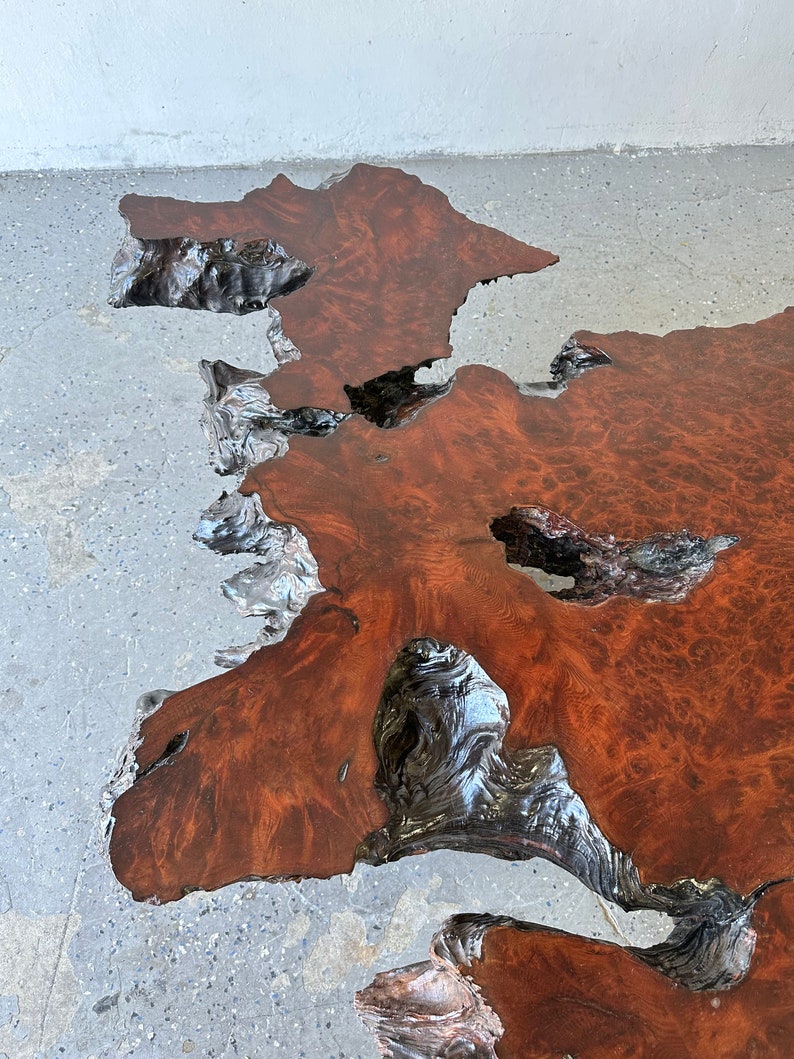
470,884,794,1057
357,885,794,1058
110,307,794,908
116,164,558,412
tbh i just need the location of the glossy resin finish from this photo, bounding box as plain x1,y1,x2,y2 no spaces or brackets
112,164,558,412
357,887,794,1058
110,308,794,908
106,166,793,1055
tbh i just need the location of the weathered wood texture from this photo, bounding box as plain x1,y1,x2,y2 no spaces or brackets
111,307,794,906
116,164,558,411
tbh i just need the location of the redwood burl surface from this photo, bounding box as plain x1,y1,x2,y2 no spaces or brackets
109,166,793,1053
110,308,794,908
115,164,558,411
356,888,794,1058
471,887,794,1057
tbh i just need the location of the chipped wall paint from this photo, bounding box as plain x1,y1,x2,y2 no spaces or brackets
1,0,792,171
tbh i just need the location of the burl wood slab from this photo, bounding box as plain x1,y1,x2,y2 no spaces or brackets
111,308,794,909
113,164,558,412
108,164,793,1051
357,887,794,1057
471,888,794,1057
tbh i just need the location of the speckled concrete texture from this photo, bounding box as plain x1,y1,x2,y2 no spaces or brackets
0,148,792,1058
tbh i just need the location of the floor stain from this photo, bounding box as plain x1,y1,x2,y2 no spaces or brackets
1,451,114,588
0,910,81,1058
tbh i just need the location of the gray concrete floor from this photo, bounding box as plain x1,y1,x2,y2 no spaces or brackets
0,147,792,1058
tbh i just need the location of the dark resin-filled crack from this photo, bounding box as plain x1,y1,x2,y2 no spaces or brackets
200,360,348,474
491,506,738,603
517,336,612,398
135,730,189,782
355,638,786,1056
357,881,787,1059
344,363,454,428
109,234,313,314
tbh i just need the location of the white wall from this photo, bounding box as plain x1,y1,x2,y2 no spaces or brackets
1,0,792,171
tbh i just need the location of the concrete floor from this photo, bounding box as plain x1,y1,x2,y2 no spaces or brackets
0,147,791,1058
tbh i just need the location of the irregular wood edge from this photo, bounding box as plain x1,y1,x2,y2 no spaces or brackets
108,231,314,315
193,490,325,667
101,171,792,1050
104,304,794,1051
355,638,770,992
107,164,561,418
355,883,791,1059
112,163,560,276
491,506,738,603
105,168,596,470
192,335,630,659
104,169,561,672
200,359,349,476
200,337,608,477
187,329,643,659
101,688,174,840
107,321,756,893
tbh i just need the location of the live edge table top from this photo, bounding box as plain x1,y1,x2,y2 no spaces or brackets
107,163,794,1058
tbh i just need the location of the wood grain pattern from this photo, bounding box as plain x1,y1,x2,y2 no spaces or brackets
108,166,793,1053
357,885,794,1059
116,164,558,412
110,307,794,908
472,884,794,1057
358,886,794,1058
